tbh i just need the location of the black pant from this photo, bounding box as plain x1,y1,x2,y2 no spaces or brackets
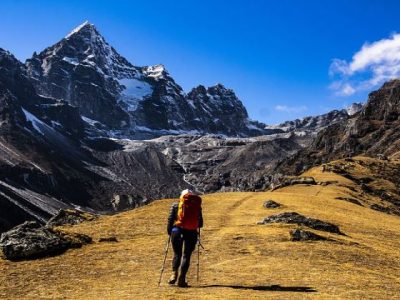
171,227,198,279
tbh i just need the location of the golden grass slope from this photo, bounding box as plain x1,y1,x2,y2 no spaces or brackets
1,156,400,299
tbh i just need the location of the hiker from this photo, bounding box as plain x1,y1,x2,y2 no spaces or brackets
167,189,203,287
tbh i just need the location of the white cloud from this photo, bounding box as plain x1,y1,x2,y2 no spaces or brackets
275,105,308,113
329,82,356,96
330,33,400,96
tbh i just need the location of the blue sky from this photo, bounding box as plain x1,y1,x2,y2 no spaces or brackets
1,0,400,124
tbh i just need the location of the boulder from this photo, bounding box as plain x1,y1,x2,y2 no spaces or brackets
289,229,328,241
263,200,281,209
271,177,317,191
47,209,97,227
0,221,91,261
258,212,343,235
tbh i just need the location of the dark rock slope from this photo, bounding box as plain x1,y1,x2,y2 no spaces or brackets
118,134,303,193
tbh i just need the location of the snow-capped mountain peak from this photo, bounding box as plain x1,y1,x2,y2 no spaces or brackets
65,20,93,39
60,22,138,78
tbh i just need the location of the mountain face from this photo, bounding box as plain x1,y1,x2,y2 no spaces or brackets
25,21,268,138
0,48,84,139
276,80,400,174
185,84,268,136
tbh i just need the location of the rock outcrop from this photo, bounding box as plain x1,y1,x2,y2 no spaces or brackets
289,229,328,241
258,212,342,235
0,221,91,260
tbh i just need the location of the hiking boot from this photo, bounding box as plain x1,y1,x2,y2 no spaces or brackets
168,271,178,285
177,276,188,288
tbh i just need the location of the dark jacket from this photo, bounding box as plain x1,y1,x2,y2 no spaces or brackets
167,202,203,235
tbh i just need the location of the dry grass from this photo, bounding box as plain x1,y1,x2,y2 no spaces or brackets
1,156,400,299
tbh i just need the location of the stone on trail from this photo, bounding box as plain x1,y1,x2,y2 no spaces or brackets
263,200,281,209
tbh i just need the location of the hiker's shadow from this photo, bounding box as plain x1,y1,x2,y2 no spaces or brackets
195,284,317,293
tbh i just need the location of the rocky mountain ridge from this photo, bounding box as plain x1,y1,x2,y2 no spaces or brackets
276,79,400,175
25,21,269,138
265,103,363,134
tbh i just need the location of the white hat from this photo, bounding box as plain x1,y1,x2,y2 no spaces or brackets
180,189,194,197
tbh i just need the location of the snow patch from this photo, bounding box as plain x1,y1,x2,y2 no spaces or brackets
62,57,79,65
117,78,153,111
81,116,103,126
22,108,47,135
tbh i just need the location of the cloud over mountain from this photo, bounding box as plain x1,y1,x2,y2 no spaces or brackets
330,33,400,96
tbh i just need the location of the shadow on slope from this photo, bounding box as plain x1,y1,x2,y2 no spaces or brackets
197,284,317,292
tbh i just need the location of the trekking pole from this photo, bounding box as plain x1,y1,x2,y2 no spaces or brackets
197,229,204,283
158,235,171,287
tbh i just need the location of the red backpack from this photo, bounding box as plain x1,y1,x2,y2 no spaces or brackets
175,193,202,230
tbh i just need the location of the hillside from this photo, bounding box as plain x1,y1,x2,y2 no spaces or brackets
1,156,400,299
278,80,400,175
